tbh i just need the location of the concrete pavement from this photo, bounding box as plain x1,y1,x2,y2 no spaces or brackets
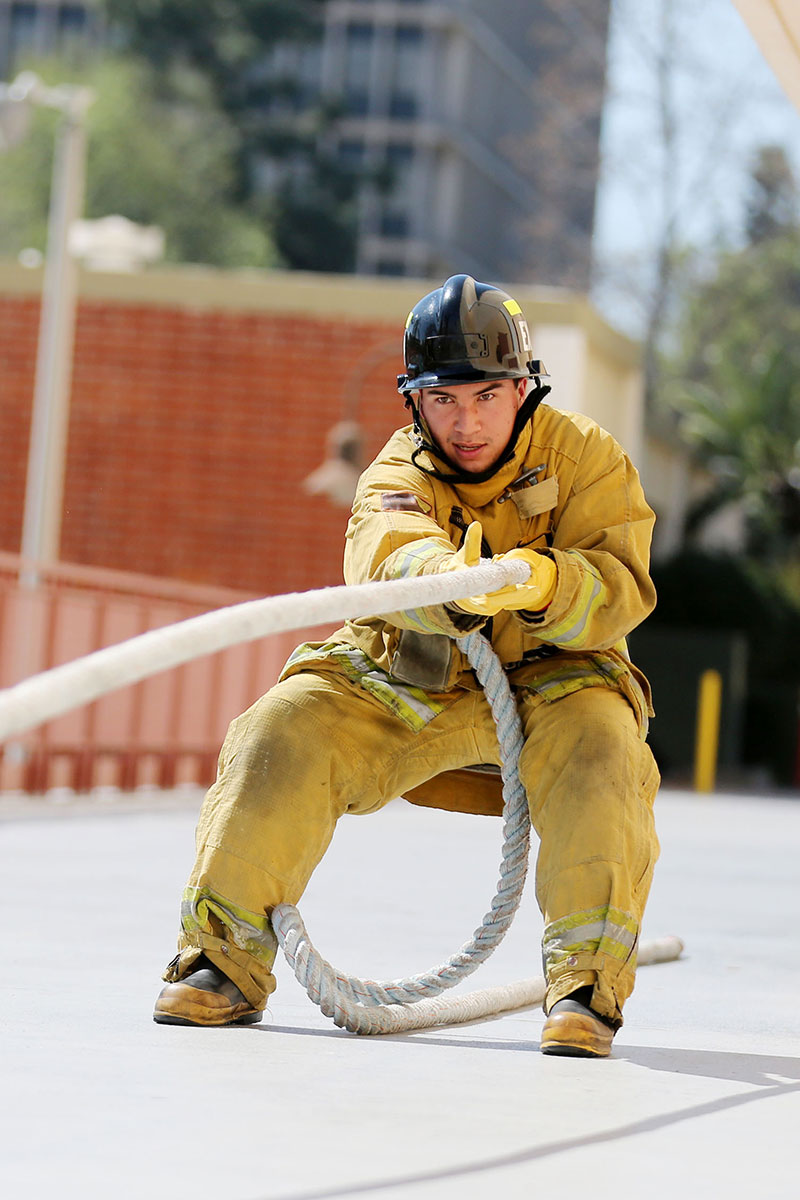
1,785,799,1199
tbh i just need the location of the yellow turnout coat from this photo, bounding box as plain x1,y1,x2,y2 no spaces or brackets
281,405,656,814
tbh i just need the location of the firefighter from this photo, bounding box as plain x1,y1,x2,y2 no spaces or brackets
154,274,660,1057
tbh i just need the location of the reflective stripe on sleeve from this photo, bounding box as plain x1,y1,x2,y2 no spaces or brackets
545,551,608,648
388,537,453,633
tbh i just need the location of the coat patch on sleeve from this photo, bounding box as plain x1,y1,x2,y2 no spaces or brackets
380,491,431,514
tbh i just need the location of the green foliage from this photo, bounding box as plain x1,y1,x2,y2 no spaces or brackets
0,98,54,254
101,0,370,273
273,153,360,273
102,1,322,97
664,227,800,563
0,55,278,268
745,144,800,246
660,146,800,568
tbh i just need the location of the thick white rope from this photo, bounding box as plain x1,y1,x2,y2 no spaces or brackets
304,935,685,1036
1,562,684,1033
272,631,530,1033
271,632,684,1034
0,560,528,741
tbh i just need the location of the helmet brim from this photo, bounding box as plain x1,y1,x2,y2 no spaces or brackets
397,366,530,396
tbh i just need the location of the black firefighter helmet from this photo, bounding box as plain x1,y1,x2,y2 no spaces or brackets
397,274,550,483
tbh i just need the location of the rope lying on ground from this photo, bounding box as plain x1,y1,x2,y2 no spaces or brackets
272,630,529,1034
271,631,684,1034
0,559,529,741
281,936,685,1036
0,564,684,1033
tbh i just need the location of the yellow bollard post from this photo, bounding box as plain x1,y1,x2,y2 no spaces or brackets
694,668,722,793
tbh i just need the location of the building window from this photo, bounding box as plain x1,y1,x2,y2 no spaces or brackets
59,5,87,35
58,4,90,57
384,142,415,197
377,143,414,237
386,142,414,171
344,23,373,116
294,42,322,108
380,211,409,237
10,3,39,60
376,260,406,276
338,139,365,170
389,26,423,119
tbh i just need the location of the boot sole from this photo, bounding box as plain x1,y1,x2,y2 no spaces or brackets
540,1040,609,1058
153,1009,263,1027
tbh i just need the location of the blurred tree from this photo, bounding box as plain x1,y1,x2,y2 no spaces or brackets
665,149,800,571
102,0,321,123
594,0,786,407
272,151,360,273
508,0,612,291
745,144,800,245
102,0,369,272
0,55,277,268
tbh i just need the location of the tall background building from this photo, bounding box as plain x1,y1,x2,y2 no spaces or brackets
1,0,611,288
0,0,104,82
262,0,611,285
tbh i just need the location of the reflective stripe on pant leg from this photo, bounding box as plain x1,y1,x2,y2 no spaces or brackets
168,671,496,1007
161,885,281,1011
165,673,409,1008
518,686,660,1024
542,904,639,972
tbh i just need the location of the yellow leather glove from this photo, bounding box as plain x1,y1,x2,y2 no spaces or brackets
440,519,483,574
454,541,557,617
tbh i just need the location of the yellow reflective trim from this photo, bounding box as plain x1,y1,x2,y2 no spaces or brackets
545,552,607,648
279,641,446,731
391,538,447,579
405,309,414,328
181,886,278,966
542,905,639,971
503,298,522,316
547,906,639,939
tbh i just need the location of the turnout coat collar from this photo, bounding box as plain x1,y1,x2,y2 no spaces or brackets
411,421,535,509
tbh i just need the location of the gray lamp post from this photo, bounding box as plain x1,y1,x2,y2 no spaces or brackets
0,71,94,583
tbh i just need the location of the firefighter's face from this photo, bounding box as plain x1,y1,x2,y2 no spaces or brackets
419,378,526,473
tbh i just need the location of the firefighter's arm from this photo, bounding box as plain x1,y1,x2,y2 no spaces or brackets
343,462,486,635
513,439,656,650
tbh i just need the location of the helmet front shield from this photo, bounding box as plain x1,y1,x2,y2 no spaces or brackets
397,274,540,395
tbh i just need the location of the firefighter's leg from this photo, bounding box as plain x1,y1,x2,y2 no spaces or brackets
156,671,489,1023
516,686,660,1037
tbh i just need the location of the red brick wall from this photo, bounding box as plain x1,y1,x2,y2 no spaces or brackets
0,294,408,595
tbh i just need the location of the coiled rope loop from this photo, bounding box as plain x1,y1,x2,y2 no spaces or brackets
0,564,684,1031
270,630,531,1034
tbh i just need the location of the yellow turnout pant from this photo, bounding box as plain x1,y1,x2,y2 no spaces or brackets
164,670,660,1026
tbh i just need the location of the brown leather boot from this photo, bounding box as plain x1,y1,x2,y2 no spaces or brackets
540,987,616,1057
153,956,263,1027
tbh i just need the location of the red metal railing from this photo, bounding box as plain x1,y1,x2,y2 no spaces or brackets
0,552,333,794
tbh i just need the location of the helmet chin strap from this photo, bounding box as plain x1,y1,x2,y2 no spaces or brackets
407,381,551,485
